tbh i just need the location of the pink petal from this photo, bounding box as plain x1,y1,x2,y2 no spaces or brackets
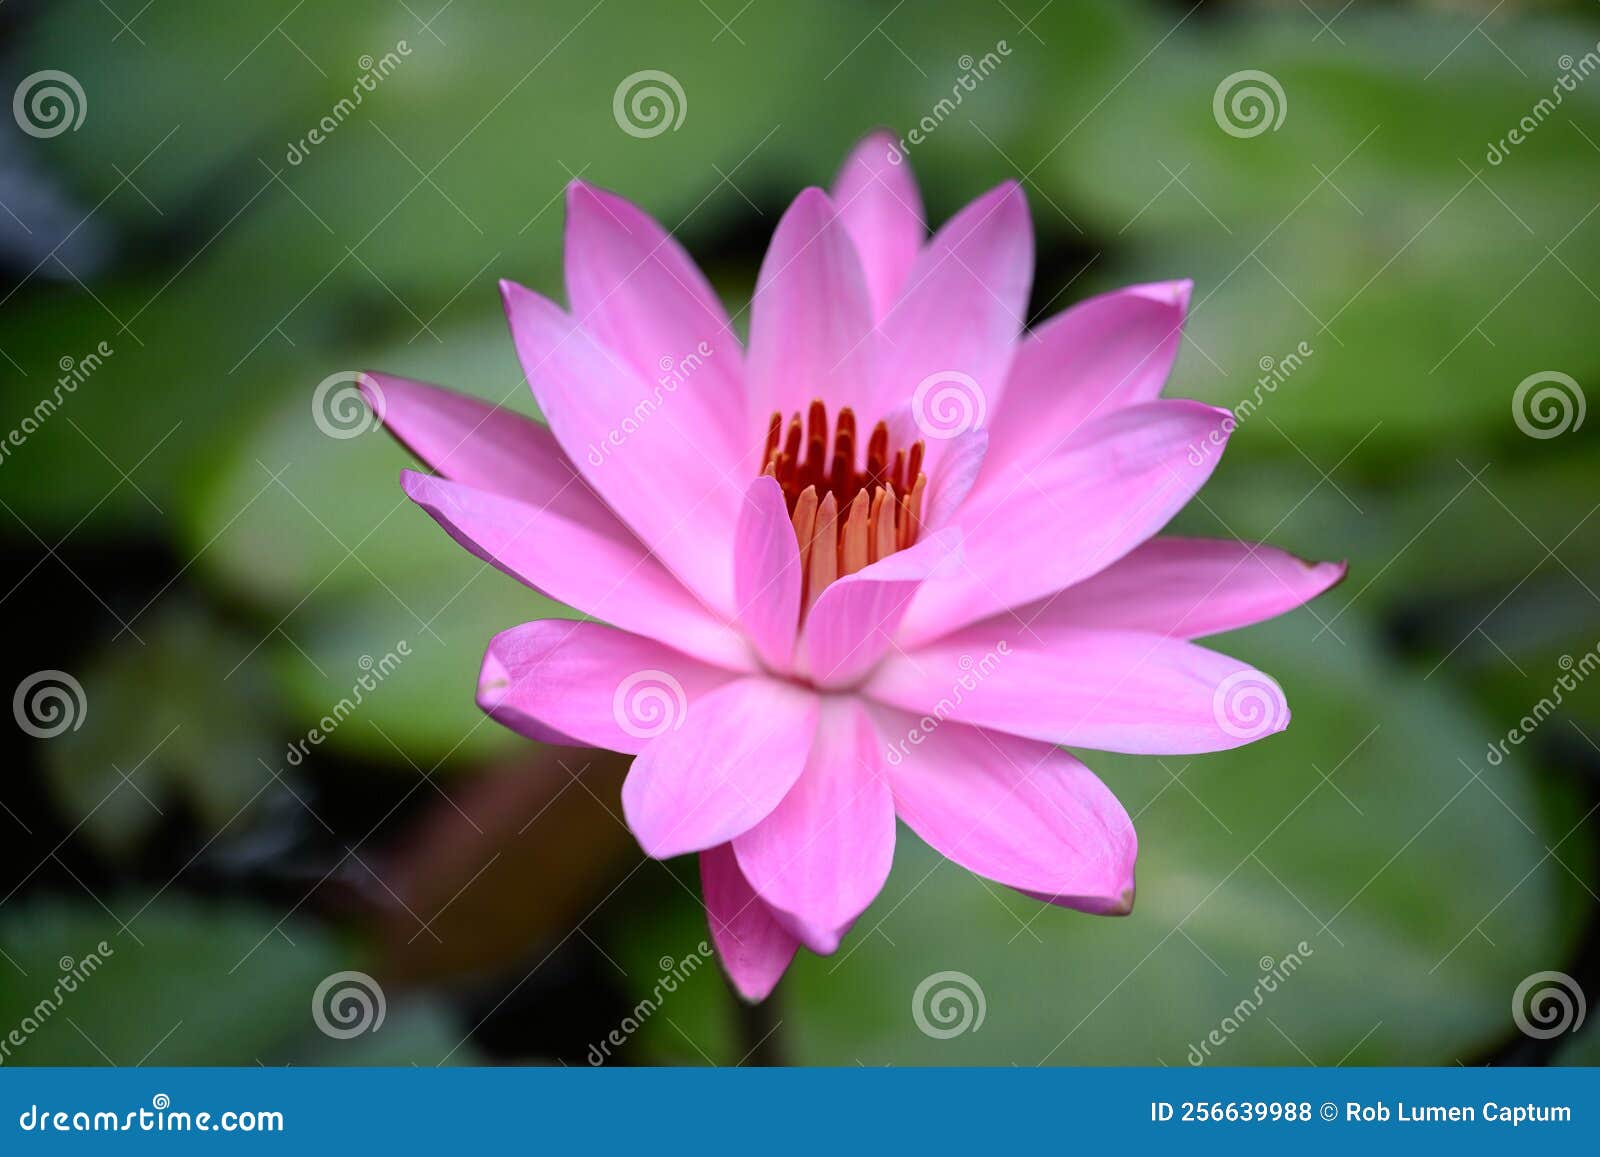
898,399,1233,647
865,622,1288,755
919,428,987,531
621,678,819,859
830,130,925,321
564,182,746,461
872,182,1032,425
701,843,799,1002
874,708,1136,914
402,470,753,671
732,698,894,954
1032,536,1347,638
979,280,1191,492
477,620,741,754
745,188,877,448
501,280,741,615
733,476,802,672
362,373,608,520
802,527,962,690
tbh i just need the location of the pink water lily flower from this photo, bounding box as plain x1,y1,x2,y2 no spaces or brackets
361,132,1343,1001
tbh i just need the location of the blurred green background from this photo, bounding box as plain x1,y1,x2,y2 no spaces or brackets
1,0,1598,1066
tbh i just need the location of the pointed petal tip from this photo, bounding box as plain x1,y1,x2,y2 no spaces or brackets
1128,278,1193,311
796,925,842,956
1109,884,1136,916
789,185,835,215
496,275,548,305
992,179,1029,216
724,963,783,1003
398,466,429,499
355,371,389,426
475,645,510,713
965,179,1026,218
845,127,903,165
769,910,843,956
564,178,634,221
1284,556,1349,604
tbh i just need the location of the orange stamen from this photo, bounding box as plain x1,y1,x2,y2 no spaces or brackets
760,400,927,617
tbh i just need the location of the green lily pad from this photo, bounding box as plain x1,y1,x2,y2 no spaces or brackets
0,896,343,1065
41,601,281,860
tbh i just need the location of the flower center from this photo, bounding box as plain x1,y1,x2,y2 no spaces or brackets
760,401,927,612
